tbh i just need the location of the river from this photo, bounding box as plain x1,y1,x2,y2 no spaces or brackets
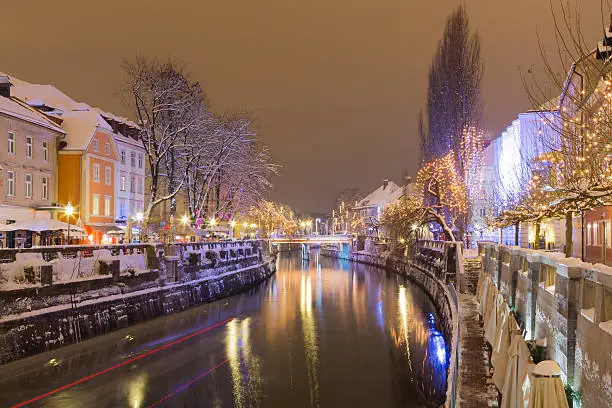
0,250,448,408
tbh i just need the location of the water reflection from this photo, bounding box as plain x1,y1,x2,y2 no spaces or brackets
0,251,448,408
226,318,263,407
300,273,320,407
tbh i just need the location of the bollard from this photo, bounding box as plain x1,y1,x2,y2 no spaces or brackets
110,260,120,282
40,265,53,286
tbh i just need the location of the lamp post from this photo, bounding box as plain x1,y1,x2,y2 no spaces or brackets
135,212,144,242
65,203,74,245
230,220,237,238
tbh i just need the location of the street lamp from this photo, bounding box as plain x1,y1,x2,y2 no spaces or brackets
181,215,189,226
135,212,144,242
230,220,237,237
65,202,74,244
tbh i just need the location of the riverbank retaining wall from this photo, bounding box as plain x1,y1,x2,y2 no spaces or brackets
0,241,276,365
479,242,612,407
321,247,460,408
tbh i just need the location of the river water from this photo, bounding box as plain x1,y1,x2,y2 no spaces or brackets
0,250,448,407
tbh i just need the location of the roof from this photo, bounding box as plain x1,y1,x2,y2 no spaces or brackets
59,109,113,150
2,72,140,150
355,181,402,209
0,95,65,134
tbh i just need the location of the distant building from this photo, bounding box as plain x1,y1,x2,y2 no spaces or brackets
353,178,412,236
0,76,66,247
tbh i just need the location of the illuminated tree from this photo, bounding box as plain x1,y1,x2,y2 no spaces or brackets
415,151,468,241
422,4,483,165
518,3,612,255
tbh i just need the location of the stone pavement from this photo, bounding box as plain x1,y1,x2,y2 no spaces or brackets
456,293,498,407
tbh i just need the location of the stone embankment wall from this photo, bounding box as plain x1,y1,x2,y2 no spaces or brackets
479,242,612,407
321,247,460,408
0,241,276,365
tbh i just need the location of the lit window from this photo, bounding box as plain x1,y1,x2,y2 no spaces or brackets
7,171,14,196
104,196,111,216
121,175,126,191
130,151,136,167
8,132,15,154
41,177,48,200
92,194,100,215
121,150,126,164
26,136,32,158
42,141,48,161
25,174,32,198
587,223,592,246
105,166,111,185
93,163,100,182
93,139,99,152
138,154,143,169
105,142,110,155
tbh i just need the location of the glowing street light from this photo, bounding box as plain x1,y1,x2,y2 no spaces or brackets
230,220,237,228
209,217,217,227
250,223,257,229
243,222,249,228
135,212,144,242
181,215,189,226
65,202,74,244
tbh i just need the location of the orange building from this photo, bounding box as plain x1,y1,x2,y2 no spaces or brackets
56,111,119,243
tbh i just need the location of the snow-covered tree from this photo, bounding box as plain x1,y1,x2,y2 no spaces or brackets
122,57,207,224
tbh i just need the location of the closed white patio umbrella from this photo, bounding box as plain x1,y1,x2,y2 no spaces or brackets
501,334,534,408
528,361,569,408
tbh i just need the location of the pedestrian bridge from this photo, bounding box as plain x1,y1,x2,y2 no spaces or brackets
268,235,351,260
268,235,351,244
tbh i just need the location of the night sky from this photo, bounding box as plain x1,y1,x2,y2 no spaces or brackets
1,1,605,213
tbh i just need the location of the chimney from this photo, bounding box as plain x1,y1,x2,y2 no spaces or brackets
383,179,389,189
0,76,11,98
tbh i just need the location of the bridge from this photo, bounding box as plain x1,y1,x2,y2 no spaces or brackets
268,235,351,260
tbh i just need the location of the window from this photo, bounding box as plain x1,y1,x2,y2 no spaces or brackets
587,223,592,246
8,132,15,154
138,154,143,169
104,196,111,216
25,174,32,198
130,176,135,193
119,201,126,218
120,175,126,191
42,141,48,161
594,222,599,246
7,171,14,196
104,166,111,185
130,152,136,167
41,177,48,200
93,139,99,152
92,194,100,215
93,163,100,182
121,150,126,164
105,142,110,155
138,178,143,194
25,136,32,158
479,208,486,217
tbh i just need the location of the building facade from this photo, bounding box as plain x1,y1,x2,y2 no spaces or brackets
0,76,65,247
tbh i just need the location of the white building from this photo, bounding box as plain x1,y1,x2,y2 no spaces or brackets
94,110,145,222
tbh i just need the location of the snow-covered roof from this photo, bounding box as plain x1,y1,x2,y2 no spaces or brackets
2,72,140,150
59,109,113,150
355,181,402,209
0,94,65,134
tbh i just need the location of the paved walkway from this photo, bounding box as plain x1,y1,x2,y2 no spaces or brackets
457,293,498,407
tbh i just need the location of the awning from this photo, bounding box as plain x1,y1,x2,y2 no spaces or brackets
0,218,84,232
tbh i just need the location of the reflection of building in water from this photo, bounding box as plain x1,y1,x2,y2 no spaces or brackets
389,284,447,407
226,318,263,407
301,274,320,408
419,314,448,402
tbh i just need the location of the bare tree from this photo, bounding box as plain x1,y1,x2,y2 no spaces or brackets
424,4,484,167
122,57,206,224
